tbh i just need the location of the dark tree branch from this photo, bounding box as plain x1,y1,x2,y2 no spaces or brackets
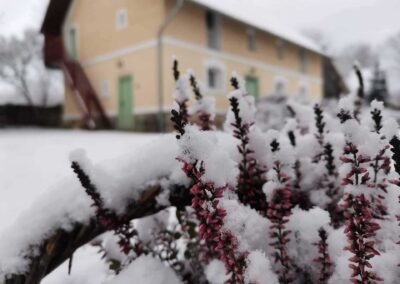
5,181,190,284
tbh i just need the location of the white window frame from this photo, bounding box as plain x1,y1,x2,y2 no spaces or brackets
64,23,79,60
297,81,309,102
116,9,128,31
206,10,221,50
203,59,226,93
247,28,256,51
299,48,308,73
273,76,288,96
100,80,110,98
276,38,284,60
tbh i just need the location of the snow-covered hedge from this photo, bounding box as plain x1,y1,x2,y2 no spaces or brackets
2,60,400,284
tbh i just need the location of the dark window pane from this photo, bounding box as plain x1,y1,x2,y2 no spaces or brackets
206,11,220,50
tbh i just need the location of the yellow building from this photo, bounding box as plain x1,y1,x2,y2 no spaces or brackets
41,0,324,131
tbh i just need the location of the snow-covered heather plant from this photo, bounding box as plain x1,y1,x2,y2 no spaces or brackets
71,152,190,279
389,136,400,247
366,102,392,219
189,73,216,131
175,208,208,283
313,228,333,284
71,156,138,258
353,64,365,121
14,61,400,284
322,142,343,227
172,116,248,283
226,76,268,212
172,58,190,125
314,104,326,148
338,115,383,282
264,138,294,284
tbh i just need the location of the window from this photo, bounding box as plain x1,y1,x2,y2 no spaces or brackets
100,80,110,98
116,9,128,30
299,48,308,73
204,59,225,91
247,28,256,51
245,76,259,98
297,83,309,102
67,26,78,59
206,10,220,50
276,38,284,59
207,67,223,90
274,77,287,96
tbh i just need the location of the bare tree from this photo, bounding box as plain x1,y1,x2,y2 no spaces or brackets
0,30,44,107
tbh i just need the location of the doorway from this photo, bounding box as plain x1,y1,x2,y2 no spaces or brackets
118,75,134,130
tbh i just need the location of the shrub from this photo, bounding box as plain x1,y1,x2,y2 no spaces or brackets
75,60,400,284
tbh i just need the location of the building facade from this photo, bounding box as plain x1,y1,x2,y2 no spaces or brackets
42,0,324,131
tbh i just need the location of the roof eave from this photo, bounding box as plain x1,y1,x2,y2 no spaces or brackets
41,0,73,35
190,0,323,55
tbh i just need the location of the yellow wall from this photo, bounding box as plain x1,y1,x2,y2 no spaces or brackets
64,0,165,61
164,2,322,77
63,0,323,121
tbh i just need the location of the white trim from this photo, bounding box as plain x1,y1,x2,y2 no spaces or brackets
203,58,226,94
63,106,231,122
81,36,322,84
162,36,322,84
82,39,157,67
64,107,169,121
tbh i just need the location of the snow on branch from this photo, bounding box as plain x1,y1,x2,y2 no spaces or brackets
0,136,194,283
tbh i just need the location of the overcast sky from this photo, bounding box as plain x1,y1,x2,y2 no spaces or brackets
0,0,399,52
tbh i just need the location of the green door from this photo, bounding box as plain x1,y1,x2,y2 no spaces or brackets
68,27,78,60
245,76,259,99
118,75,134,130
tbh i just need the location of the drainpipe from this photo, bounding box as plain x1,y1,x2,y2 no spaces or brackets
157,0,184,132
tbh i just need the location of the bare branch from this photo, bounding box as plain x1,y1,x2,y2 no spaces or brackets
4,182,190,284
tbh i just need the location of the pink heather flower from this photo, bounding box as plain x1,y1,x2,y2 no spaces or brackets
340,143,383,283
267,161,293,284
178,158,248,283
313,228,333,284
228,82,268,213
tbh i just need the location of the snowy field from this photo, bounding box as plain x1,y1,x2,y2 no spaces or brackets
0,129,162,283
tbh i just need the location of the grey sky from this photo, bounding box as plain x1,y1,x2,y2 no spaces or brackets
251,0,400,50
0,0,399,51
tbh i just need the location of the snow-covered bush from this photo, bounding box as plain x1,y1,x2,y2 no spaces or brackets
2,60,400,284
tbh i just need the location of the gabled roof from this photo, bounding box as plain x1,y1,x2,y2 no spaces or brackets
191,0,322,54
41,0,322,54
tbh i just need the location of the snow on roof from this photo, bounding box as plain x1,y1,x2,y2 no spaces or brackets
191,0,322,54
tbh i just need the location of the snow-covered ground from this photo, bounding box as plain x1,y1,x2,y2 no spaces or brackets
0,129,160,230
